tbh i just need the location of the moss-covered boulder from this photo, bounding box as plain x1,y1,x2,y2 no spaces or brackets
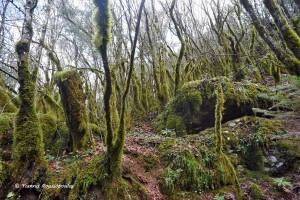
265,139,300,175
155,76,271,135
55,69,89,151
159,141,240,198
186,116,284,172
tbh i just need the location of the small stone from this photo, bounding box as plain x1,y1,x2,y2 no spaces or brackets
229,122,236,127
265,167,270,172
276,162,283,168
263,157,268,162
269,156,278,163
224,130,229,134
228,150,234,153
237,165,244,171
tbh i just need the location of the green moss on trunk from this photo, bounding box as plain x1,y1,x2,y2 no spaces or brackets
12,61,46,184
263,0,300,60
214,84,242,199
132,74,145,118
110,66,120,133
11,0,47,192
55,69,89,151
215,84,224,153
40,113,57,151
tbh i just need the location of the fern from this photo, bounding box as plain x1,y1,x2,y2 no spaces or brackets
214,194,225,200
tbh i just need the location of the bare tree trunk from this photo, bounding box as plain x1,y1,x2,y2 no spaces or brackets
0,0,9,51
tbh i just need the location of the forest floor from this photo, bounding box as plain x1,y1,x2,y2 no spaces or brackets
47,115,300,199
46,76,300,200
124,118,300,200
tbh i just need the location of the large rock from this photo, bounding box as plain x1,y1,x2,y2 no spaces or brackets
155,77,271,135
264,139,300,175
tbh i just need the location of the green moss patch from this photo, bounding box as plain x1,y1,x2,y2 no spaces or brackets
155,76,271,134
43,154,147,200
165,115,187,136
159,146,240,198
249,183,264,199
40,113,57,151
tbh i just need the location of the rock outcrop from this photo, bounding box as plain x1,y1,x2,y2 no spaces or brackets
155,77,272,135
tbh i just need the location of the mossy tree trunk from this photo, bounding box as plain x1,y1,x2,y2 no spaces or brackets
225,5,247,81
112,0,146,178
215,84,224,154
263,0,300,60
55,70,89,151
13,0,46,186
170,0,186,93
40,29,89,152
240,0,300,76
93,0,146,197
139,39,149,111
132,73,146,117
93,0,114,164
145,10,163,109
279,0,300,37
110,66,120,133
214,84,242,199
158,48,171,104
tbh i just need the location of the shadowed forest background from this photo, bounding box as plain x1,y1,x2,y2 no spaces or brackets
0,0,300,199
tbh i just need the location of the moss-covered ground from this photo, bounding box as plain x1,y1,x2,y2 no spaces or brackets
1,113,295,199
1,75,299,199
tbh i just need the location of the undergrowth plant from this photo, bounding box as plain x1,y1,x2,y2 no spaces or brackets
213,194,225,200
160,147,216,196
272,177,292,188
161,129,177,137
285,75,300,89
